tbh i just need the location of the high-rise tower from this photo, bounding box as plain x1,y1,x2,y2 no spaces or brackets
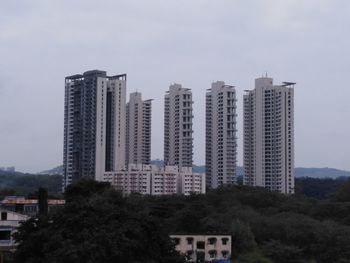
206,81,237,188
63,70,126,188
126,92,152,166
164,84,193,169
243,76,295,194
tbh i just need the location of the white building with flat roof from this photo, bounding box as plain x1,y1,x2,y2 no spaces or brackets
0,209,29,251
243,76,295,194
170,234,232,262
206,81,238,188
103,165,205,195
102,164,152,195
164,84,194,169
126,92,152,167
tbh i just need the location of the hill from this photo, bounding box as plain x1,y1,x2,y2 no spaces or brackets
38,165,63,175
39,164,350,179
294,167,350,179
0,171,62,198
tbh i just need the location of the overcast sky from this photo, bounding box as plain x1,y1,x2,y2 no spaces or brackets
0,0,349,173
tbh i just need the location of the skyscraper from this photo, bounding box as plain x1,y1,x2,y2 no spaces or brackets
164,84,193,169
63,70,126,188
205,81,237,188
126,92,152,166
243,76,295,194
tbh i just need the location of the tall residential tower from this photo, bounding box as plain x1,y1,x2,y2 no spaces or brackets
126,92,152,166
243,76,295,194
164,84,193,169
206,81,237,188
63,70,126,188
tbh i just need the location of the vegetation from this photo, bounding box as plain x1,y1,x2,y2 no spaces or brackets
2,171,348,201
13,179,350,263
37,164,350,179
295,177,347,199
294,167,350,179
14,180,184,263
0,173,62,199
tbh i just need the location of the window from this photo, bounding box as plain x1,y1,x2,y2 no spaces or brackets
208,237,217,245
208,250,217,258
197,241,205,249
0,230,11,241
222,237,229,245
1,212,7,221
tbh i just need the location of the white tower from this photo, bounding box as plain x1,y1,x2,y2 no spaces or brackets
206,81,237,188
243,76,295,194
164,84,193,169
126,92,152,167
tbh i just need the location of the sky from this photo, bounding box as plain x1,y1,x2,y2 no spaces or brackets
0,0,349,173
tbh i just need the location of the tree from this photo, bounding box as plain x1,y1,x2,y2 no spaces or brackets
14,179,185,263
335,179,350,202
260,239,303,263
237,251,273,263
230,219,257,258
38,187,48,216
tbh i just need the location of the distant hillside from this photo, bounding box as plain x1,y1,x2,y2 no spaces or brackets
0,170,26,177
0,171,62,198
39,165,63,175
192,166,350,179
40,163,350,179
295,167,350,179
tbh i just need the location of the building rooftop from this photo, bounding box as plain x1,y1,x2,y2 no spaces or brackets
1,197,65,205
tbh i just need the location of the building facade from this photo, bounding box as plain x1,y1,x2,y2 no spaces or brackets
0,196,65,217
63,70,126,188
126,92,152,166
102,165,205,195
0,209,29,251
164,84,193,169
206,81,238,188
102,164,152,195
170,234,232,262
243,76,295,194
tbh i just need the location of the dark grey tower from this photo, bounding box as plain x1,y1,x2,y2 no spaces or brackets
63,70,127,189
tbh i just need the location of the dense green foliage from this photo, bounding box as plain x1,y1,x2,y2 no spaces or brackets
13,179,350,263
0,173,62,199
2,165,349,201
14,180,184,263
295,177,347,199
335,179,350,202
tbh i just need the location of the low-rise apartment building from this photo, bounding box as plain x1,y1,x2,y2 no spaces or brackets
0,196,65,217
102,164,205,195
0,209,29,251
170,234,231,262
